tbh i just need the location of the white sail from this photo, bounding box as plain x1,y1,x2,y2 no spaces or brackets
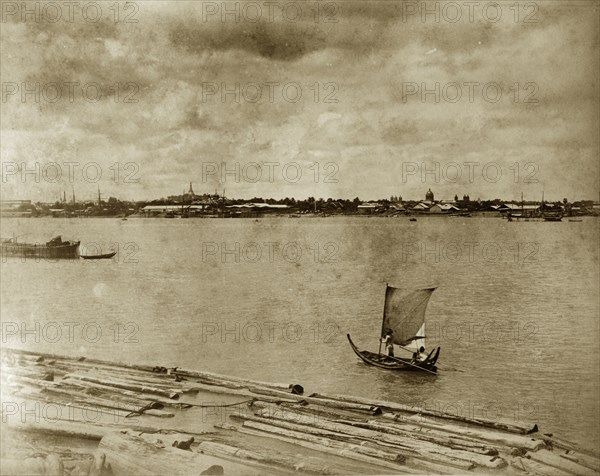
381,286,435,351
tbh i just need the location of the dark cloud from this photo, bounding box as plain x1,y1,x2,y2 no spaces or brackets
15,14,120,39
169,20,328,61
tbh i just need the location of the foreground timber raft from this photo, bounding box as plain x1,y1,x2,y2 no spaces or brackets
1,348,598,475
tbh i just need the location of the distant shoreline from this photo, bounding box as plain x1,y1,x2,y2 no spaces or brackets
1,213,596,220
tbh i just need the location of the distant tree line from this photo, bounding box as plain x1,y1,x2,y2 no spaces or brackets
28,195,598,216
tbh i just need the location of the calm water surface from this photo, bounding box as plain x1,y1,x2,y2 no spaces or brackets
1,216,598,448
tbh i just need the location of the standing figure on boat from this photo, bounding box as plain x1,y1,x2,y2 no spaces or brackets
382,329,394,357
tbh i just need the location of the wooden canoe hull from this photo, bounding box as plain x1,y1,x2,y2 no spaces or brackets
347,334,439,373
81,252,117,260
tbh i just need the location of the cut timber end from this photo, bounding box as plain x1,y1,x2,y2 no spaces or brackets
528,423,539,434
288,384,304,395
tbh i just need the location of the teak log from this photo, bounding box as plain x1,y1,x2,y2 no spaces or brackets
381,412,545,451
64,375,180,399
250,401,499,455
198,440,334,474
251,406,508,469
231,413,477,471
309,392,537,435
527,449,598,476
230,422,416,474
96,431,265,475
0,455,63,476
176,367,299,393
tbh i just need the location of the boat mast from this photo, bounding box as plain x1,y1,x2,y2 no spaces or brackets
521,192,524,217
541,191,544,216
378,283,388,355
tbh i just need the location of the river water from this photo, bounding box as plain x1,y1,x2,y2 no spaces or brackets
1,216,598,448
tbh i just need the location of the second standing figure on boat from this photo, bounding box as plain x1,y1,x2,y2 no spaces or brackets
382,329,394,357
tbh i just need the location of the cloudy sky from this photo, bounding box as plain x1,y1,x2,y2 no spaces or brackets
1,1,598,202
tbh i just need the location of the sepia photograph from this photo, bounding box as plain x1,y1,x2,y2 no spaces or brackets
1,1,599,475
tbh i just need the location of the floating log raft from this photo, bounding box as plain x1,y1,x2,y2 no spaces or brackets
2,347,598,476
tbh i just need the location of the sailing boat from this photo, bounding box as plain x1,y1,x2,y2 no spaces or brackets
347,285,441,373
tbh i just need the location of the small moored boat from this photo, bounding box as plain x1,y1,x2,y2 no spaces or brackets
542,212,563,222
81,251,117,260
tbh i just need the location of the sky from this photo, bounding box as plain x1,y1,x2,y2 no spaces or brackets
1,0,599,202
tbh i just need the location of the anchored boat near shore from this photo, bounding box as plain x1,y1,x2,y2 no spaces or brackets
81,251,117,260
348,285,441,373
0,235,80,260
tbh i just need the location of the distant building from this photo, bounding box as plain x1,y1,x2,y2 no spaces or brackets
0,200,34,217
226,203,288,210
498,203,540,214
390,203,406,212
49,208,66,217
496,203,541,217
141,205,207,216
498,203,522,213
412,202,431,212
357,202,379,214
226,203,289,217
425,188,434,202
429,203,460,214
